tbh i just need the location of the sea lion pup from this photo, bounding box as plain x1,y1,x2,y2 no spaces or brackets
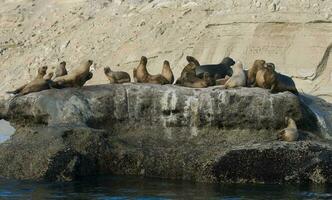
135,56,169,85
6,66,48,95
277,117,299,142
52,60,93,88
53,61,67,79
224,61,246,89
104,67,131,84
196,56,235,79
161,60,174,84
248,59,266,86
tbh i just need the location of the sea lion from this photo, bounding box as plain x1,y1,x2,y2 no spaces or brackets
44,72,54,80
255,63,277,89
215,75,230,85
277,117,299,142
52,60,93,88
161,60,174,84
104,67,131,84
134,56,169,85
180,71,209,88
6,66,48,95
248,59,266,86
254,62,298,95
53,61,67,79
196,57,235,79
175,56,200,85
224,61,246,89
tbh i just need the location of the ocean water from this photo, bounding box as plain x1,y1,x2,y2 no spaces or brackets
0,176,331,200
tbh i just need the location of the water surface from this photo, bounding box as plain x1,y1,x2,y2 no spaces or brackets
0,176,331,200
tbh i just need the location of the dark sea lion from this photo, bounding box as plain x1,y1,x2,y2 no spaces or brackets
52,60,93,88
272,73,299,95
196,57,235,79
6,66,48,95
53,61,67,79
248,59,266,86
277,117,299,142
135,56,169,85
161,60,174,84
104,67,131,84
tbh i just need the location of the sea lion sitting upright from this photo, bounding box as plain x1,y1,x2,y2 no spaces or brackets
53,61,67,79
104,67,131,84
224,61,246,89
175,56,199,85
52,60,93,88
255,62,277,89
248,60,266,86
161,60,174,84
196,57,235,79
277,117,299,142
134,56,169,85
6,66,48,95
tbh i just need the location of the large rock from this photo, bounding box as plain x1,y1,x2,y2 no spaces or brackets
0,84,330,183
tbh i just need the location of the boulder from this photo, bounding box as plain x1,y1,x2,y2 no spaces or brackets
0,84,329,183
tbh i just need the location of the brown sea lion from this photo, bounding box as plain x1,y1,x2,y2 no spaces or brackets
224,61,246,89
44,72,54,80
215,75,230,85
277,117,299,142
161,60,174,84
6,66,48,95
255,63,299,95
53,61,67,79
255,63,277,89
135,56,169,85
180,71,209,88
248,60,266,86
104,67,131,84
175,56,200,85
52,60,93,88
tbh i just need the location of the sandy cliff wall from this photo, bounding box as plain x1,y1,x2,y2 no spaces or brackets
0,0,331,100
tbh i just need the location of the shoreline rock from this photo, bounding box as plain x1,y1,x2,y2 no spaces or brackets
0,84,330,183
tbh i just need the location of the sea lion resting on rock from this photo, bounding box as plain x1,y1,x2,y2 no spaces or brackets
175,56,213,88
255,63,299,95
248,59,266,86
52,61,67,79
277,117,299,142
7,66,54,96
104,67,131,84
196,57,235,79
134,56,169,85
161,60,174,84
52,60,93,88
224,61,246,89
7,66,48,95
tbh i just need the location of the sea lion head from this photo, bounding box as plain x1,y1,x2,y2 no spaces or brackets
231,61,244,72
38,66,48,76
104,67,112,74
163,60,170,67
60,61,66,67
140,56,148,65
254,60,266,68
265,63,275,71
221,57,235,67
186,56,200,67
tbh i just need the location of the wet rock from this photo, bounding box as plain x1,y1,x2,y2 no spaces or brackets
0,84,328,183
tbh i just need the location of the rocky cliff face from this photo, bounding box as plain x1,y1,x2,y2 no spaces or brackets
0,85,330,183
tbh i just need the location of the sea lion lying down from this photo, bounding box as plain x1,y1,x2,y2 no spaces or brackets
196,57,235,79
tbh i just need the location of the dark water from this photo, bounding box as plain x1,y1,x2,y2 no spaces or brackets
0,176,332,200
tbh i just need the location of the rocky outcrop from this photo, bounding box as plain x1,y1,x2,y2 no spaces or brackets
0,84,330,183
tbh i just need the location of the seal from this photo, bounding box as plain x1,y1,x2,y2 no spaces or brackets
134,56,169,85
255,63,277,89
161,60,174,84
175,56,200,85
215,75,230,85
196,57,235,79
277,117,299,142
224,61,246,89
52,60,93,88
255,63,299,95
248,59,266,86
180,71,210,88
104,67,131,84
6,66,48,95
53,61,67,79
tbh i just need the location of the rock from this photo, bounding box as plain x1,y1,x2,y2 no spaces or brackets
0,84,329,183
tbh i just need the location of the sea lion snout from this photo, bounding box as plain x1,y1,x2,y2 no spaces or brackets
140,56,148,65
104,67,111,73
